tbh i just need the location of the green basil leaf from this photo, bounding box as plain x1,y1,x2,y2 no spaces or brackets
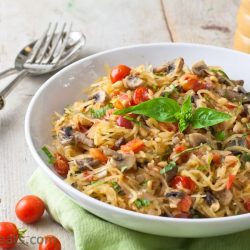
114,97,180,122
177,96,193,132
160,162,176,174
192,108,231,129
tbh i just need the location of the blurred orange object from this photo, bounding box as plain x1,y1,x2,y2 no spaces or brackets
234,0,250,53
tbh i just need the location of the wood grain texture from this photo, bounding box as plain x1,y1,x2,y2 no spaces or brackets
162,0,240,47
0,0,170,249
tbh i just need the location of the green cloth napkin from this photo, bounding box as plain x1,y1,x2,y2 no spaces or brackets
28,169,250,250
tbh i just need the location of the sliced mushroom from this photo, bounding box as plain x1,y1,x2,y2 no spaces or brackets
58,126,74,145
124,75,144,89
187,133,209,147
165,191,184,198
204,190,215,206
217,89,250,104
166,165,178,182
111,152,136,170
75,157,100,171
153,57,184,75
74,131,95,147
192,60,209,77
214,189,233,206
90,90,108,103
232,80,244,86
243,104,250,116
233,85,247,94
114,137,126,150
224,136,246,155
102,147,136,170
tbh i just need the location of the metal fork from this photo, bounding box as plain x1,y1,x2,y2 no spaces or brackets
0,22,72,109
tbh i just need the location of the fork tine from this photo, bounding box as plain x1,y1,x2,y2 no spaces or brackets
42,22,67,64
51,23,72,65
26,23,52,63
35,22,58,63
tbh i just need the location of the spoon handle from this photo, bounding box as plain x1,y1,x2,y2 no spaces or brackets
0,70,28,110
0,67,19,80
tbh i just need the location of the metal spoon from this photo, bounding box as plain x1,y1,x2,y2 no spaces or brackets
0,31,86,109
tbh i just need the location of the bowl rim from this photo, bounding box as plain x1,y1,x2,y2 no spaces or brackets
25,42,250,224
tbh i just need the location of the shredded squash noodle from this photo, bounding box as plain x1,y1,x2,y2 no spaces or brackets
44,58,250,218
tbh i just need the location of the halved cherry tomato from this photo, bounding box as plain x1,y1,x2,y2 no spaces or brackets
110,65,131,83
244,200,250,211
174,145,187,153
89,148,108,163
116,116,133,129
16,195,45,224
132,87,149,105
246,135,250,149
121,138,144,153
180,73,206,92
226,174,235,190
170,176,196,192
54,153,69,177
212,153,222,165
225,102,237,109
177,195,192,212
39,235,61,250
0,222,20,249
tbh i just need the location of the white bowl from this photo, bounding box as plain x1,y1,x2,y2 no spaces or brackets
25,43,250,237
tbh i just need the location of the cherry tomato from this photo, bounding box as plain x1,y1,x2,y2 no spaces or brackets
54,153,69,177
225,102,237,109
16,195,45,224
180,73,206,92
226,174,235,190
132,87,149,105
244,200,250,211
177,195,192,212
89,148,108,163
121,138,144,153
171,176,196,192
116,116,133,129
39,235,61,250
212,153,222,165
110,65,131,83
174,145,187,153
0,222,19,249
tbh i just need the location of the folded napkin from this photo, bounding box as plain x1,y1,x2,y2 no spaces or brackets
28,169,250,250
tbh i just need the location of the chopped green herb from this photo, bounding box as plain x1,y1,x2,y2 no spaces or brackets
90,181,106,187
209,69,229,79
41,146,55,164
241,153,250,162
152,84,158,91
90,104,113,119
197,165,208,171
160,162,176,174
141,180,148,185
111,182,122,192
134,198,151,208
215,131,226,141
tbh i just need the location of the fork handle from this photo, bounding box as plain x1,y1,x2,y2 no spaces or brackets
0,70,28,110
0,67,19,80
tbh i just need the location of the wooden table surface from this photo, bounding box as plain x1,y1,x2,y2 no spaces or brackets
0,0,241,249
